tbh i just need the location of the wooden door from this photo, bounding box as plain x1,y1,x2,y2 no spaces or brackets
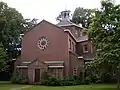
35,69,40,82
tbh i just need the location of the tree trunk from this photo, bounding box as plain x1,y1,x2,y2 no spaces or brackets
117,71,120,90
117,78,120,90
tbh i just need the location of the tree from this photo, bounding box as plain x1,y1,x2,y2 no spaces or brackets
0,43,8,72
24,18,38,30
0,2,26,59
0,2,38,80
0,2,38,60
88,0,120,89
72,7,93,28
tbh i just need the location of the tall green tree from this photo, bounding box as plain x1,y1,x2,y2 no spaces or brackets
88,0,120,89
0,2,38,59
25,18,38,29
0,43,7,72
0,2,25,59
0,2,38,77
72,7,93,28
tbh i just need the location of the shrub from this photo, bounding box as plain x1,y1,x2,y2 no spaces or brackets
41,72,86,86
85,60,117,84
11,74,28,84
41,76,60,86
41,72,50,80
48,76,60,86
60,77,73,86
84,76,91,84
41,72,61,86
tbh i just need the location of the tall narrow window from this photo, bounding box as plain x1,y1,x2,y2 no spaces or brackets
83,44,88,53
75,30,78,35
74,44,76,52
69,39,71,49
72,42,74,51
80,31,83,36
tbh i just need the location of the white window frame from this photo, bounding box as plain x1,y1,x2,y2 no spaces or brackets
73,68,77,75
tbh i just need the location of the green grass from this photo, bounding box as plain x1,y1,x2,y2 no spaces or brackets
0,81,26,90
21,84,117,90
0,81,117,90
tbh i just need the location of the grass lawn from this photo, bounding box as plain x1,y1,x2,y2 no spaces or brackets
21,84,117,90
0,81,117,90
0,81,26,90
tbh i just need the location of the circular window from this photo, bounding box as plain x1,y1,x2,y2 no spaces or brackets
38,36,49,50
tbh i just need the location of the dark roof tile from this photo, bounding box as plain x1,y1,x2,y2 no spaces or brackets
77,36,88,42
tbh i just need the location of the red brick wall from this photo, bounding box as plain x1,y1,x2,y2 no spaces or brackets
76,41,93,56
28,60,47,83
21,20,69,76
69,52,84,76
62,25,82,38
68,33,84,76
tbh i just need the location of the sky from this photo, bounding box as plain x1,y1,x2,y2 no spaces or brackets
1,0,120,24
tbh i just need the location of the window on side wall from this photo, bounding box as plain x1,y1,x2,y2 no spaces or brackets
73,68,77,75
75,30,78,35
74,44,76,53
72,42,74,52
69,39,71,49
83,44,88,53
80,31,83,36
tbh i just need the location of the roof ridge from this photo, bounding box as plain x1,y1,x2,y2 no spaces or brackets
24,19,65,35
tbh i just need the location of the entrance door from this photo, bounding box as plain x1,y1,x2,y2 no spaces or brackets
35,69,40,82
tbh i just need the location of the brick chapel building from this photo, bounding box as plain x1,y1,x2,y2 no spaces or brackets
15,10,94,83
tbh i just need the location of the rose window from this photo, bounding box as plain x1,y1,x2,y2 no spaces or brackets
38,36,49,50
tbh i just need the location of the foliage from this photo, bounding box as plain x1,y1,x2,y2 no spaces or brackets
0,2,38,60
88,0,120,88
0,42,8,72
0,2,25,59
0,2,38,79
11,73,28,84
24,18,38,29
41,72,89,86
41,72,60,86
72,7,93,28
85,59,117,84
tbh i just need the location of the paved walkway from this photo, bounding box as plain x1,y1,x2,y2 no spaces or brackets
9,85,32,90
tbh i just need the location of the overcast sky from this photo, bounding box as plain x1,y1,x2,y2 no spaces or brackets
1,0,120,24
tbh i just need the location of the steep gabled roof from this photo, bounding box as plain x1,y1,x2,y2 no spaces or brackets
24,19,88,43
24,19,65,35
57,19,74,26
57,19,83,28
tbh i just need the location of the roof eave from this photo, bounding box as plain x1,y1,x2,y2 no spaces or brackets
58,24,83,29
64,29,88,42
